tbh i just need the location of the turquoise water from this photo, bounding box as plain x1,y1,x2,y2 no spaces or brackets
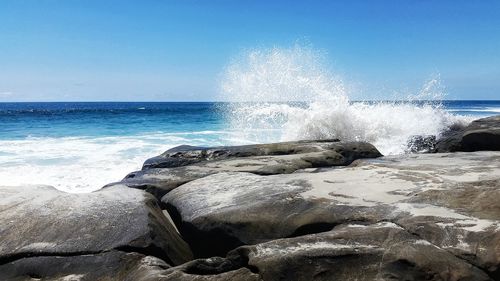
0,101,498,192
0,102,224,139
1,101,499,139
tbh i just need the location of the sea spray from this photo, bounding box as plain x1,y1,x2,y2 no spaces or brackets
219,45,470,155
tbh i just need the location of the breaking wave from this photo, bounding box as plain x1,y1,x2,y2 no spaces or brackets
220,45,471,155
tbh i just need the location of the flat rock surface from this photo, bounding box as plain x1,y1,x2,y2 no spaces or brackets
0,185,193,266
163,152,500,278
114,140,382,199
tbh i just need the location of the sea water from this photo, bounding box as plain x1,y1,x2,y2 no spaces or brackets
0,46,498,192
0,101,497,193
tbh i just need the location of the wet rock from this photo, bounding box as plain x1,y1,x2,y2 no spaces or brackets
113,140,382,199
0,185,193,266
163,152,500,277
435,115,500,152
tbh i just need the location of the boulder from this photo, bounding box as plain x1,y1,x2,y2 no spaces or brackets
0,185,193,267
0,251,170,281
159,257,260,281
224,222,491,281
113,140,382,199
163,152,500,278
142,140,343,170
0,251,259,281
435,115,500,152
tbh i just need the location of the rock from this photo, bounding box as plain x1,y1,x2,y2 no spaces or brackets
163,171,391,257
5,136,500,280
160,257,260,281
224,222,491,281
142,140,341,170
435,115,500,152
0,251,259,281
0,251,170,281
113,140,382,199
0,185,193,267
163,152,500,278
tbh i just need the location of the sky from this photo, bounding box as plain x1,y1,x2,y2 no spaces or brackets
0,0,499,101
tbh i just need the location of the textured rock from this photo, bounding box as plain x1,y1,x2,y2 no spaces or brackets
160,257,260,281
0,251,259,281
113,140,382,199
4,132,500,280
142,140,343,170
435,115,500,152
163,152,500,278
0,185,193,266
225,222,491,281
0,251,170,281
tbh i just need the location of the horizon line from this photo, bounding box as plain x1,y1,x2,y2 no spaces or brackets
1,99,500,103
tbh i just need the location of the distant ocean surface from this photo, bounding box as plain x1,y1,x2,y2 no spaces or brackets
0,100,499,192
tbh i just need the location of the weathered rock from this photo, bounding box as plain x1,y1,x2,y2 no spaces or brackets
5,134,500,280
163,170,391,257
0,185,193,267
0,251,259,281
113,140,382,199
142,140,341,169
160,257,260,281
224,222,491,281
435,115,500,152
0,251,170,281
163,152,500,277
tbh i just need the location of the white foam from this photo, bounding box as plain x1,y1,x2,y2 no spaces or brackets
397,203,499,232
220,45,472,155
346,222,403,230
255,241,377,258
0,132,231,193
473,107,500,113
59,275,86,281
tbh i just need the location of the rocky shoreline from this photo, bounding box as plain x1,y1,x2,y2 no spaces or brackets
1,116,499,281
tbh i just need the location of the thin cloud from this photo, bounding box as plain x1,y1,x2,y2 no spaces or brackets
0,91,14,97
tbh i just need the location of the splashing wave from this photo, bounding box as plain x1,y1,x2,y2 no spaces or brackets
220,45,471,155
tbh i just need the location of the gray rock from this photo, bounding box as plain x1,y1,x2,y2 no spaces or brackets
6,136,500,280
0,185,193,267
0,251,170,281
163,152,500,277
435,115,500,152
225,222,491,281
114,140,382,199
0,251,259,281
142,140,342,170
160,257,260,281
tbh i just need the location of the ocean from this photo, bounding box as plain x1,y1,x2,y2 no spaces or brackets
0,100,499,193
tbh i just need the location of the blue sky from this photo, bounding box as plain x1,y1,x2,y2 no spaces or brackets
0,0,499,101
